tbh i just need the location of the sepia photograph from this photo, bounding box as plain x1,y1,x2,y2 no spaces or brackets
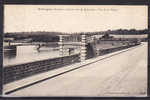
3,5,148,97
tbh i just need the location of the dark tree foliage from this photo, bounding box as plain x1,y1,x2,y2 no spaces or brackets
4,31,60,42
103,29,149,35
4,29,148,42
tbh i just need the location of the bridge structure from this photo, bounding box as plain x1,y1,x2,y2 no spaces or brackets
3,34,96,84
6,33,95,62
59,34,95,62
3,42,147,96
3,33,146,96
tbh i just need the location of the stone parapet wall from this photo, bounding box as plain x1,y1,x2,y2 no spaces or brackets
98,43,140,56
3,54,80,84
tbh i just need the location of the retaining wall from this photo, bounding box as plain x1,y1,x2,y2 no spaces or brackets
3,54,80,84
98,43,140,56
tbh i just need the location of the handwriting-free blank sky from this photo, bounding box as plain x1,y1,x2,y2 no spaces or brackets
4,5,148,33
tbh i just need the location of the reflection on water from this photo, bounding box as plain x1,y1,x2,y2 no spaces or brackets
3,45,60,66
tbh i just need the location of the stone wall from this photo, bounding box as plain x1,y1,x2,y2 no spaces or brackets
3,54,80,84
98,43,140,56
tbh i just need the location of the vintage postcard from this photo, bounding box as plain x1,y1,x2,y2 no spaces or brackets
3,5,148,97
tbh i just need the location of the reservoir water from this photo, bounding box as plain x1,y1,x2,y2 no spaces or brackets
3,45,60,66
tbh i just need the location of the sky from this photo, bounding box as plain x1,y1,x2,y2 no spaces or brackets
4,5,148,33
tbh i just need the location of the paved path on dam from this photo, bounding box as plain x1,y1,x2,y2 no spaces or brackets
5,42,147,97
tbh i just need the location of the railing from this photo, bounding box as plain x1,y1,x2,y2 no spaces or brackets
3,54,80,84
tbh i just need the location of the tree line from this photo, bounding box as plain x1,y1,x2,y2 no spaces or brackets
4,29,148,42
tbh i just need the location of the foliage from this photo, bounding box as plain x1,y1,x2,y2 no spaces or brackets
4,29,148,42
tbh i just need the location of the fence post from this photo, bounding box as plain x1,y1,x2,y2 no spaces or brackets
80,34,87,62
